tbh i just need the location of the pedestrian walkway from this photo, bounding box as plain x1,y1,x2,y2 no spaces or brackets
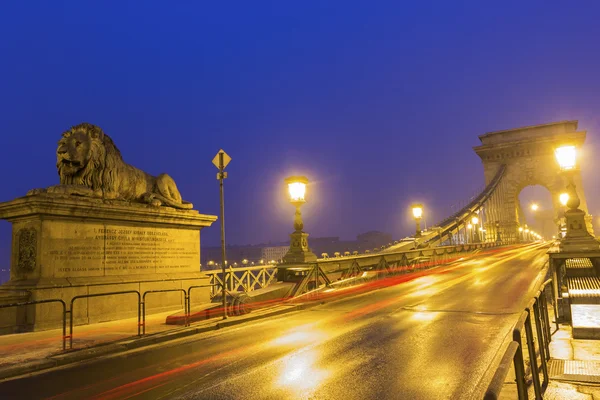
0,308,184,370
498,308,600,399
542,322,600,399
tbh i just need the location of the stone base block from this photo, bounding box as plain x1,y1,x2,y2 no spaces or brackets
572,304,600,340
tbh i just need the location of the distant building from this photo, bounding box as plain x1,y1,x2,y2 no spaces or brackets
200,230,394,267
261,246,289,263
357,231,393,247
201,245,263,267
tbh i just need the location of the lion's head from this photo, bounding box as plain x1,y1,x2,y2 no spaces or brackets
56,123,122,190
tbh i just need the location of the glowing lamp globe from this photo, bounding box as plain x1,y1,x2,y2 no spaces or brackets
471,216,479,225
412,204,423,219
285,176,308,203
555,145,577,170
518,227,523,232
531,203,539,211
559,193,569,206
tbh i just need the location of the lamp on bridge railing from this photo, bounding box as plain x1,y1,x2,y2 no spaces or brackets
495,221,501,244
524,228,530,242
282,176,318,263
412,204,423,238
471,216,481,243
530,203,539,211
554,145,598,250
467,223,473,243
518,226,523,242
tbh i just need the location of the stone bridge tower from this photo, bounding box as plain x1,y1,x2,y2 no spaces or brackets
473,121,591,243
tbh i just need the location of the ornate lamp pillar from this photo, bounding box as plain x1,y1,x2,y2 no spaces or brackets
412,204,423,238
555,146,599,251
558,192,569,239
282,176,317,263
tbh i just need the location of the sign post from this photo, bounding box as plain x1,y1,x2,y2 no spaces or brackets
212,149,231,320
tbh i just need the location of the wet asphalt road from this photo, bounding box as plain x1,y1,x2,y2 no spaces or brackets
0,243,549,400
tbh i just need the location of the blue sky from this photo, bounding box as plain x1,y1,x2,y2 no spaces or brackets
1,1,599,276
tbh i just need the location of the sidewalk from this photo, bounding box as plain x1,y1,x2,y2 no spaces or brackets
498,310,600,399
0,302,306,381
543,322,600,399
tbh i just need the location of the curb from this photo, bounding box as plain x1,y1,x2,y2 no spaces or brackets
0,303,308,381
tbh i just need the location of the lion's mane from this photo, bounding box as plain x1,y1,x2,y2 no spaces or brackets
58,123,124,195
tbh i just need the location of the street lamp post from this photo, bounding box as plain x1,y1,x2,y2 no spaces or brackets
518,226,523,243
495,221,501,243
554,145,599,251
558,192,569,238
282,176,318,263
467,223,473,243
471,216,480,243
412,204,423,238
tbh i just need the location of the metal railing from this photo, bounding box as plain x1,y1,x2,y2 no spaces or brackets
69,290,141,349
484,278,555,400
206,265,277,299
0,284,222,350
186,284,217,324
142,289,187,335
0,299,67,350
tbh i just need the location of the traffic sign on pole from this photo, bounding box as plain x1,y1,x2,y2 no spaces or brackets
212,149,231,320
212,149,231,170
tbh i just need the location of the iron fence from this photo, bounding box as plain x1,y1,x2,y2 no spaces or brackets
141,289,187,334
484,278,554,400
206,265,277,299
69,290,142,349
0,299,67,350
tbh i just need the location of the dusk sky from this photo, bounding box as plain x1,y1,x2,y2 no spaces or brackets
1,1,600,271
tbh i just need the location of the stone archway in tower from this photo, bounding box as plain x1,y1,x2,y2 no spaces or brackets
473,120,592,243
518,185,558,240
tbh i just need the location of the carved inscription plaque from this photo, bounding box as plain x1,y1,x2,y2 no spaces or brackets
43,222,199,277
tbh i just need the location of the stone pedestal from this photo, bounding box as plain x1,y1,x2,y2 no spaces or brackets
283,232,317,264
0,194,216,333
560,209,600,252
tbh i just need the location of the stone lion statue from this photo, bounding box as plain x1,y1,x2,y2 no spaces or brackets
28,123,193,209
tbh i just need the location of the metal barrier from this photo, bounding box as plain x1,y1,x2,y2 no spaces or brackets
186,284,217,326
69,290,141,349
484,279,554,400
141,289,187,334
0,283,221,351
0,299,67,350
206,265,277,299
